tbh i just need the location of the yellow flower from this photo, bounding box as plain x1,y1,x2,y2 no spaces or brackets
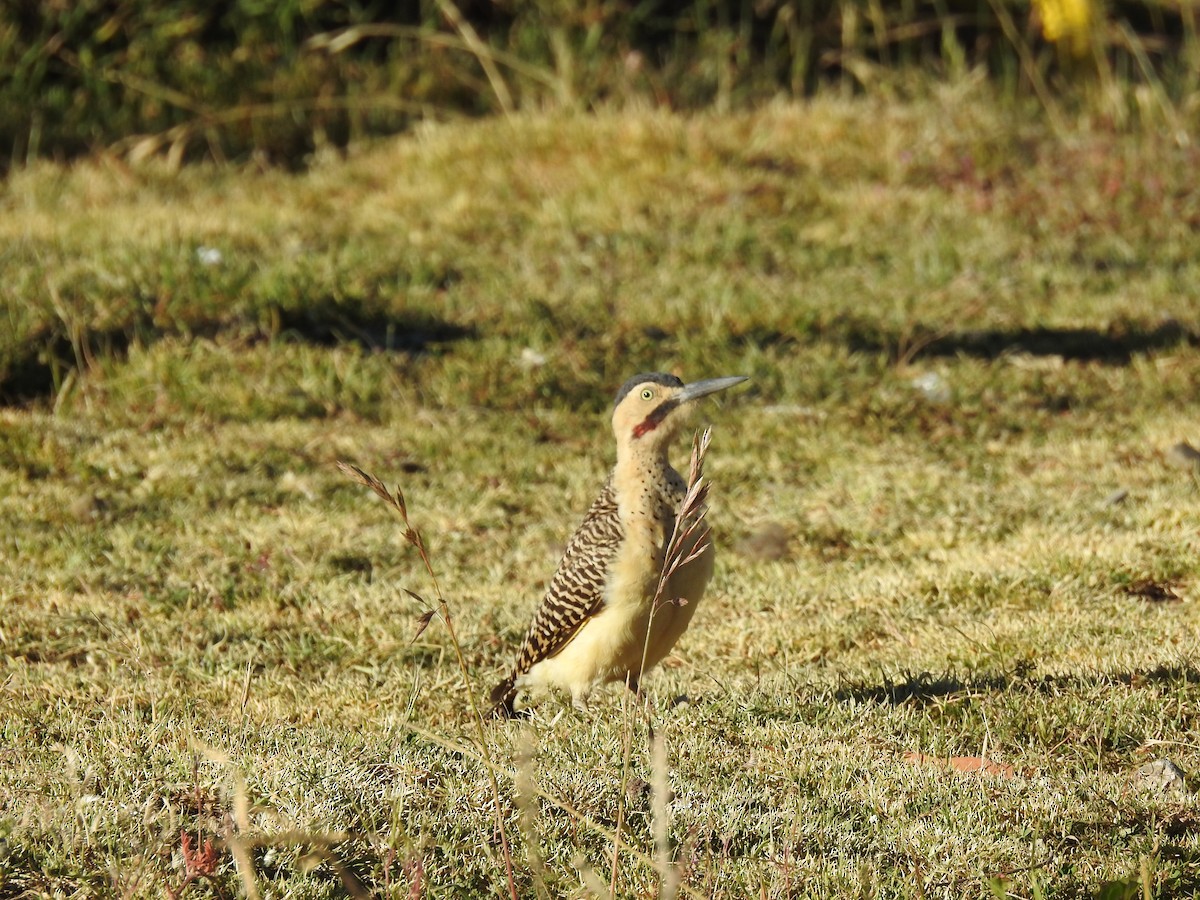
1032,0,1094,57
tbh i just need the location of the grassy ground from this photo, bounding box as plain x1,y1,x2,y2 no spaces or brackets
2,86,1200,898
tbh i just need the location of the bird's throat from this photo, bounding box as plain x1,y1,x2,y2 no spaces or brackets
612,444,675,525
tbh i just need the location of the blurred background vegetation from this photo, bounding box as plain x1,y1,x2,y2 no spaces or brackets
2,0,1197,170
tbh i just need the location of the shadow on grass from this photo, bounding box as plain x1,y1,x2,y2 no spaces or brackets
832,662,1200,706
737,316,1198,364
0,299,474,406
887,320,1196,364
0,327,135,406
273,300,474,351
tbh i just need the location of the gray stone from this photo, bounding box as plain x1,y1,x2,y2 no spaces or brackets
1135,758,1188,799
1166,442,1200,469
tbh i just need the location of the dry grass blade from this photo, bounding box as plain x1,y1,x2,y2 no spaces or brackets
687,428,712,482
223,818,262,900
672,540,712,573
574,853,609,898
515,734,550,900
411,608,438,643
338,459,519,900
402,587,440,642
611,684,633,897
663,513,712,580
620,427,715,893
403,720,709,900
337,461,407,520
644,427,714,632
435,0,514,115
651,729,679,900
328,856,372,900
984,0,1066,136
306,23,560,89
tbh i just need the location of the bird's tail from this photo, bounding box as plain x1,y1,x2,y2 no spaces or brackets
488,676,519,719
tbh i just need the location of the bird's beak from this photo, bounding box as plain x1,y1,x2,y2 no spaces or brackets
676,376,749,404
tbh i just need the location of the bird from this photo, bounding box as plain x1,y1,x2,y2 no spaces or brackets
490,372,748,717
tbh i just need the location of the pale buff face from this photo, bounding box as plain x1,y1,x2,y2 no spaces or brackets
610,380,690,450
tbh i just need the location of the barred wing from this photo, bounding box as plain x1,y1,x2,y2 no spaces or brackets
490,479,623,711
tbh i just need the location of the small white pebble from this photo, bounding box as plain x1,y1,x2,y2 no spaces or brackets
196,246,223,266
910,371,950,403
520,347,548,368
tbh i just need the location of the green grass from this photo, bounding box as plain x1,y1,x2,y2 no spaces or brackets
6,0,1199,166
2,87,1200,898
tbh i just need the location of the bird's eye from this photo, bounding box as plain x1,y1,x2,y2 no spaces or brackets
641,388,654,400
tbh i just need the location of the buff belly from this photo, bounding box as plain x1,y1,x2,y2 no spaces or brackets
517,530,715,706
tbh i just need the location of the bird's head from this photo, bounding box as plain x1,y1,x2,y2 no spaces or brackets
611,372,748,449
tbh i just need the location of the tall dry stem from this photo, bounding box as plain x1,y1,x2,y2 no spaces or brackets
639,427,714,682
651,727,679,900
337,461,518,900
435,0,514,115
615,428,713,895
515,731,550,900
